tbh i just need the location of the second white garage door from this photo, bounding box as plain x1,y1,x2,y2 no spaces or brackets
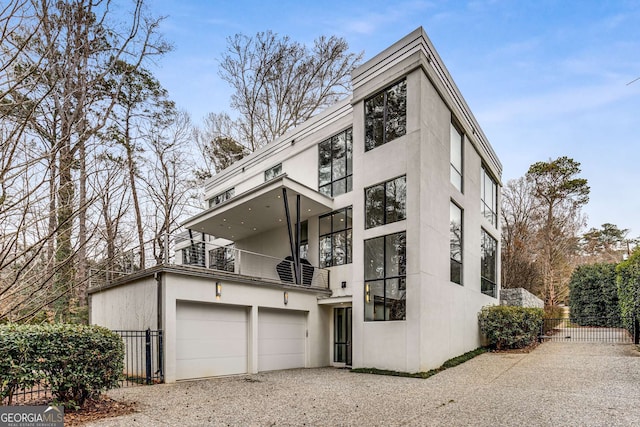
176,301,248,380
258,308,306,372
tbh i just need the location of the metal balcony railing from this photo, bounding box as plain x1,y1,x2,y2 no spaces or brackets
89,233,330,289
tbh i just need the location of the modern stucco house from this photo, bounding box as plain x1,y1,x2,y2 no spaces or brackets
89,27,502,383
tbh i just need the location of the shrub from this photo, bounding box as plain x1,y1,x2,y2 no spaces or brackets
569,263,620,326
0,323,124,407
617,248,640,330
478,305,543,350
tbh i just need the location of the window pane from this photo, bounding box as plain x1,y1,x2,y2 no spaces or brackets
332,133,346,179
364,280,385,321
365,184,385,229
450,202,463,285
385,80,407,143
332,209,347,232
386,278,406,321
385,232,406,278
481,230,497,282
332,178,346,197
332,232,346,266
319,214,331,236
320,235,332,268
450,203,462,263
364,237,384,280
386,176,407,223
346,128,353,175
365,92,385,151
318,140,332,186
346,229,352,264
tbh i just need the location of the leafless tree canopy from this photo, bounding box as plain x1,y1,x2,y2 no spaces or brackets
218,31,362,152
0,0,198,322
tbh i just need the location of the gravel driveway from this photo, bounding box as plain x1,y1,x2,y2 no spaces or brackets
87,342,640,426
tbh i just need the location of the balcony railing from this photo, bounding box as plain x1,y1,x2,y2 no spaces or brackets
90,233,330,289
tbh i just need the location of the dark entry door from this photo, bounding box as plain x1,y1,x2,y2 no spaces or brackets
334,307,352,365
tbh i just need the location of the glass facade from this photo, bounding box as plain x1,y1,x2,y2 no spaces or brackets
319,207,353,268
365,176,406,229
318,128,353,197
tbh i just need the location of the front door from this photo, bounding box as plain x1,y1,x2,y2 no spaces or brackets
334,307,352,365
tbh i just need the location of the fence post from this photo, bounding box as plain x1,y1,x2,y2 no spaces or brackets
145,328,152,385
634,317,639,345
158,330,164,383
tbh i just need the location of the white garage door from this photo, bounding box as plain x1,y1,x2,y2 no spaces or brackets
258,308,306,372
176,301,247,379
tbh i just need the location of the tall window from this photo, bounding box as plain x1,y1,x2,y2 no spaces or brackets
319,207,352,268
365,79,407,151
450,202,463,285
365,176,406,229
208,188,235,208
481,229,497,298
481,166,497,227
319,128,353,197
264,163,282,181
364,232,406,321
450,124,463,191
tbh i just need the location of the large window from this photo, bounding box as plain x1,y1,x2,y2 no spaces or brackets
365,79,407,151
264,163,282,181
318,128,353,197
319,207,352,268
364,232,406,321
481,229,497,298
450,202,463,285
365,176,406,229
481,166,497,227
208,188,235,208
450,124,463,191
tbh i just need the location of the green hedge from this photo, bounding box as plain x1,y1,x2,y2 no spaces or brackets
0,324,124,407
478,305,544,350
617,248,640,330
569,263,621,326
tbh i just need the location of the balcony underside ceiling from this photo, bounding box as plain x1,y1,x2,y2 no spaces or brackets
183,175,334,241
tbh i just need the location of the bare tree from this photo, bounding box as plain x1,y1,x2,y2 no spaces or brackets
500,177,543,295
0,0,169,322
219,31,362,151
193,112,247,180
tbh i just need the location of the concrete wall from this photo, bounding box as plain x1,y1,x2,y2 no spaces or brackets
500,288,544,309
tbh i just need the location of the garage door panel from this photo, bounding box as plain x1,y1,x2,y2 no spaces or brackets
258,309,306,372
177,317,246,341
176,301,247,379
177,338,246,360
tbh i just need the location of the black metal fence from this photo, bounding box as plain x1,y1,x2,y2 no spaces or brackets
1,329,163,406
115,329,164,386
540,317,639,344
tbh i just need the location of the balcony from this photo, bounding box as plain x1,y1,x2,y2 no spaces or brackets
89,233,330,290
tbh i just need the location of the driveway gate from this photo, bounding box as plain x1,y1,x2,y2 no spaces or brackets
540,317,639,344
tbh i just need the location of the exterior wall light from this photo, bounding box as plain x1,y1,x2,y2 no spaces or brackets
365,283,370,303
284,291,289,305
341,281,347,288
216,282,222,300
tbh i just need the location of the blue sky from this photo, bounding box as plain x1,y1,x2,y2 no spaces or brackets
147,0,640,237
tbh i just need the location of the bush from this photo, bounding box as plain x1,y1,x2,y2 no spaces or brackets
0,323,124,407
569,263,621,326
478,305,543,350
617,248,640,330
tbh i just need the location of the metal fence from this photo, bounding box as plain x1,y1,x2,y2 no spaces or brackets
115,329,164,386
540,317,639,344
1,329,163,406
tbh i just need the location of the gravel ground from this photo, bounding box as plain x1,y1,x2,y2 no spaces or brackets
87,342,640,426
